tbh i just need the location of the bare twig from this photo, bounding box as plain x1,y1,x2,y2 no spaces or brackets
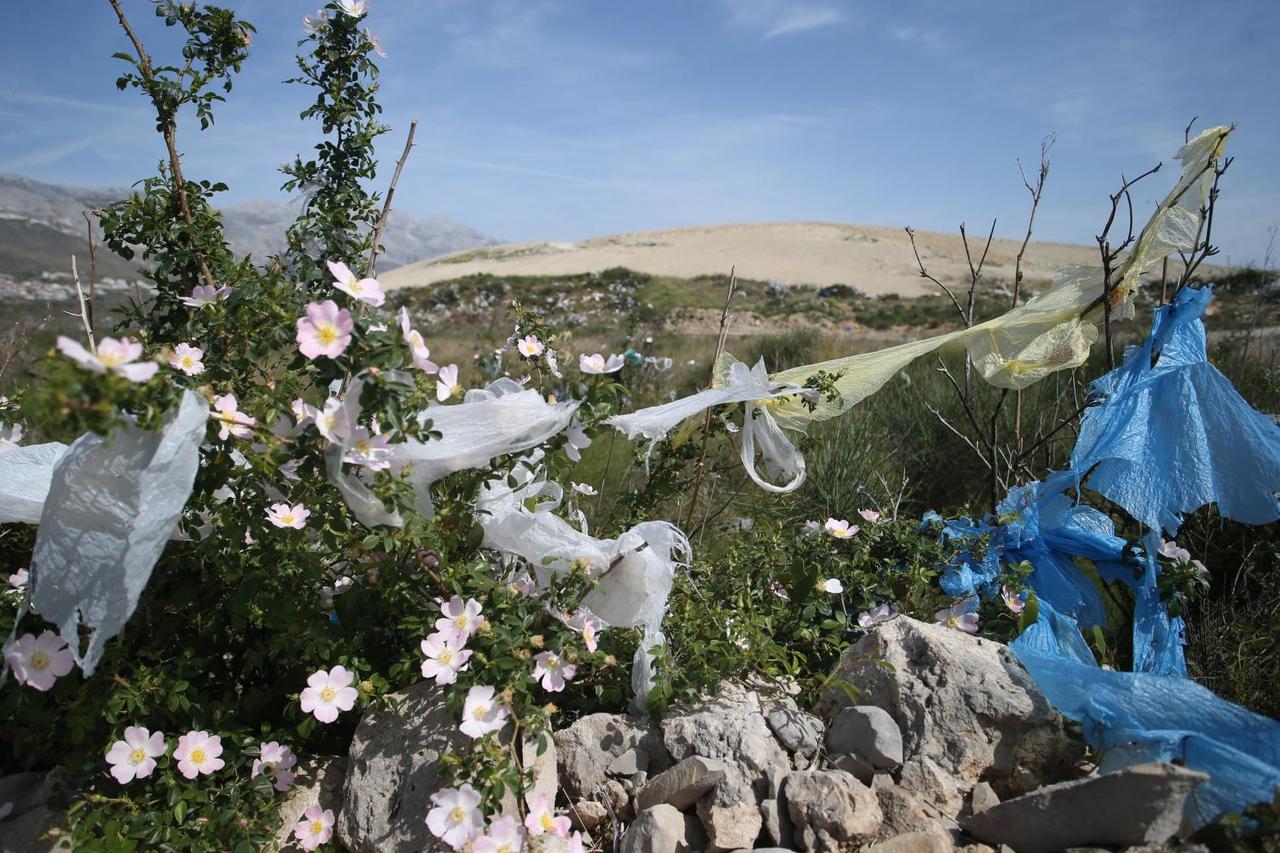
70,256,96,353
108,0,217,290
82,210,98,336
1012,135,1053,464
684,268,738,529
1095,162,1163,368
905,227,965,323
367,119,418,277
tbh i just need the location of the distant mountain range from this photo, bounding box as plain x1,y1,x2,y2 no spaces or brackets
0,174,497,300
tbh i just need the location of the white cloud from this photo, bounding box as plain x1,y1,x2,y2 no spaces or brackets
720,0,847,40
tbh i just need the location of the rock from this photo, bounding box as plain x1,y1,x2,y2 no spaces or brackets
519,734,559,810
608,747,649,777
821,616,1081,815
603,779,632,820
337,680,466,852
568,799,609,834
960,762,1208,853
832,751,876,785
765,766,790,798
875,784,954,841
697,772,764,852
826,705,904,769
783,769,883,851
619,804,706,853
662,681,790,779
635,755,729,812
0,804,70,852
555,712,669,801
866,830,955,853
760,797,794,849
0,771,70,853
276,757,346,851
968,782,1000,815
765,705,823,758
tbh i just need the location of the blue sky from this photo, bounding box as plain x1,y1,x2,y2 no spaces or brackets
2,0,1277,262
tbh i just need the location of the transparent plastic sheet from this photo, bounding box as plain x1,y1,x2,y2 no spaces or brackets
606,357,807,493
767,127,1231,431
0,442,69,524
325,379,404,529
475,458,691,708
393,378,580,516
3,391,206,679
1071,286,1280,536
1011,644,1280,825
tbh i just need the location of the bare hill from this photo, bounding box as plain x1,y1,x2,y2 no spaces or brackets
381,221,1118,297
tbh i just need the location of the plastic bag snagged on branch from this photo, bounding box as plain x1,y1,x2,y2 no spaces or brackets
767,126,1232,432
3,390,206,678
0,442,70,525
392,378,580,518
606,357,807,493
475,457,691,707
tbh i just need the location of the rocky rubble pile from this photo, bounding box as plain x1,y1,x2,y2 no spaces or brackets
0,616,1214,852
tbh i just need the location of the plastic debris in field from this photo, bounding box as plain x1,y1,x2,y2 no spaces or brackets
606,356,808,493
475,455,690,708
1070,285,1280,535
389,377,579,518
2,390,206,679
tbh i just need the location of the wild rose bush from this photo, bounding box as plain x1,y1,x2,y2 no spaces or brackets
0,1,1235,851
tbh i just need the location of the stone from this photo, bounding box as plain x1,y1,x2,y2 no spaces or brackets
968,782,1000,815
276,757,346,852
603,779,632,820
568,799,609,834
337,680,466,852
765,766,790,798
608,747,649,777
555,712,669,801
960,762,1208,853
826,705,904,769
619,804,706,853
0,804,71,852
875,784,953,841
765,705,823,757
783,769,883,851
820,616,1081,815
635,755,729,812
833,751,876,785
760,797,794,849
697,772,764,852
0,771,61,821
662,681,790,779
866,830,954,853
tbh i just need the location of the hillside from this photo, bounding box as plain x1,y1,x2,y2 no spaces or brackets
0,174,496,296
380,221,1118,297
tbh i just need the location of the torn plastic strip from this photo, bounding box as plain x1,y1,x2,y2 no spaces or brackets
4,390,206,679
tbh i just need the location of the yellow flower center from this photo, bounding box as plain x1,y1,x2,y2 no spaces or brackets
546,657,560,670
449,806,465,824
946,616,960,629
280,513,295,525
310,820,325,834
315,324,338,345
181,356,194,367
438,649,454,664
190,748,207,765
100,351,126,368
355,439,371,453
29,651,49,671
454,615,469,631
263,761,277,774
320,686,337,702
471,704,489,720
349,279,364,293
129,748,146,764
540,812,555,831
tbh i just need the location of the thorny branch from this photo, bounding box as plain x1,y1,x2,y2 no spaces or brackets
368,119,419,278
108,0,218,290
